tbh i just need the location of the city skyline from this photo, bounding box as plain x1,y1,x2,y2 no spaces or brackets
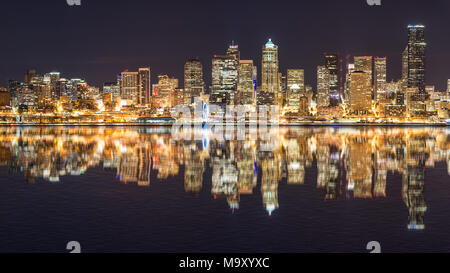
1,0,450,91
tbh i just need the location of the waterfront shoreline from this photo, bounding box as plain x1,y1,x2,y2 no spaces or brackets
0,122,448,127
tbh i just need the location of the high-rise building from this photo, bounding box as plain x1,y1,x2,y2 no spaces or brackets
24,69,37,85
344,63,355,105
407,25,426,93
118,71,139,106
401,46,409,92
237,60,256,105
349,71,372,114
44,72,61,101
157,75,178,108
210,53,238,105
374,57,387,99
226,41,240,60
184,58,204,106
317,66,330,108
354,56,373,82
447,79,450,93
103,82,120,98
8,80,21,107
286,69,305,113
138,68,151,106
324,54,339,105
261,39,279,104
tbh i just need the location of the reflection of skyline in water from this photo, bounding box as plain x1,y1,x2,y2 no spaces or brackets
0,126,449,230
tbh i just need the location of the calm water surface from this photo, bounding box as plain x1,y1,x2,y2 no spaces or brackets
0,126,449,253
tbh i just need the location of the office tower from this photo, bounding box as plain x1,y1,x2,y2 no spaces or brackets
8,80,21,107
17,85,36,107
103,82,120,98
86,86,100,101
226,41,240,60
317,66,330,108
210,53,238,105
184,58,204,106
171,88,184,108
44,72,61,101
118,71,139,106
157,75,178,108
401,46,409,92
24,69,37,85
344,63,355,105
349,71,372,114
0,89,10,107
286,69,305,113
138,68,151,106
73,79,89,101
447,79,450,93
374,57,387,99
407,25,426,93
354,56,373,82
237,60,256,105
261,39,279,101
324,54,339,105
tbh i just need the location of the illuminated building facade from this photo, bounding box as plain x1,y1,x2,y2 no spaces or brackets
156,75,178,109
354,56,373,85
374,57,387,100
344,63,355,105
349,71,372,114
237,60,257,106
118,71,139,106
184,58,204,106
210,45,239,105
261,39,279,104
324,54,339,105
138,68,151,106
286,69,305,113
103,82,120,98
317,65,330,108
407,25,426,94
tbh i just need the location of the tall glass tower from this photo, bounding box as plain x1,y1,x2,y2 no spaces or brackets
324,54,339,106
261,39,279,95
407,25,426,93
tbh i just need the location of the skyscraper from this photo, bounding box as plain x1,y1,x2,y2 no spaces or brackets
138,68,151,106
407,25,426,93
119,71,139,106
156,75,178,108
286,69,305,113
344,63,355,105
447,79,450,93
401,46,409,92
210,54,238,105
354,56,373,82
24,69,37,85
237,60,257,105
374,57,387,99
261,39,279,103
226,41,240,60
349,71,372,114
324,54,339,105
184,58,204,106
103,82,120,97
317,66,330,108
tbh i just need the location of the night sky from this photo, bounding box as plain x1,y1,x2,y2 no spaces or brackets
1,0,449,90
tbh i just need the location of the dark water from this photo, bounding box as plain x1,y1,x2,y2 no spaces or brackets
0,126,449,253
